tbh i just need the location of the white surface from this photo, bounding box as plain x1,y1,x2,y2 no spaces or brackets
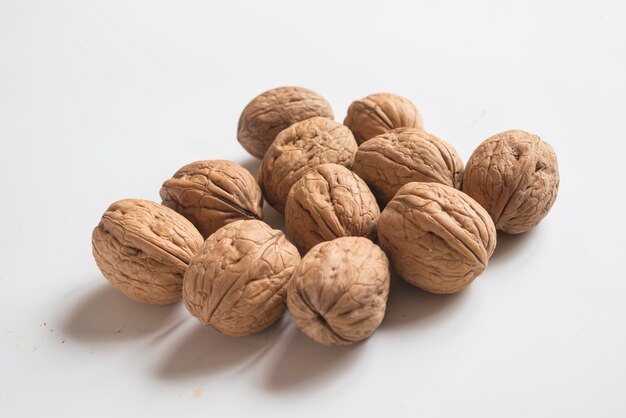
1,1,625,417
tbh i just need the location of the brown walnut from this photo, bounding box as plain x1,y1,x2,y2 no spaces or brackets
92,199,203,304
183,220,301,337
237,86,334,159
287,237,390,346
160,160,263,239
344,93,424,145
377,182,496,294
352,128,464,207
258,116,358,213
285,164,379,254
462,130,560,234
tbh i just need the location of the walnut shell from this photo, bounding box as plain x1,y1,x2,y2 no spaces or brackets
285,164,379,254
352,128,464,207
183,220,301,337
377,182,496,294
237,86,335,159
344,93,424,145
462,130,560,234
287,237,390,346
92,199,203,304
160,160,263,239
258,116,358,213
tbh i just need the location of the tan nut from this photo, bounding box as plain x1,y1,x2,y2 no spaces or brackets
237,86,334,159
160,160,263,239
287,237,390,346
183,220,301,337
462,130,560,234
258,116,357,213
352,128,464,207
344,93,424,145
377,182,496,294
92,199,204,304
285,164,379,253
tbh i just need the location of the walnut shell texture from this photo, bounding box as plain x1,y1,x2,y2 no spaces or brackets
285,164,380,254
92,199,204,304
237,86,335,159
344,93,424,145
462,130,560,234
183,220,301,337
352,128,464,207
160,160,263,239
287,237,390,346
378,182,496,294
258,116,358,213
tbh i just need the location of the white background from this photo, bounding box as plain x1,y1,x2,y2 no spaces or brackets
1,1,625,417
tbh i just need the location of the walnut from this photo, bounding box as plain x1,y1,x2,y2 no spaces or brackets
344,93,424,144
160,160,263,239
462,130,560,234
258,116,358,213
352,128,464,207
183,220,300,337
92,199,203,304
287,237,390,346
237,86,334,159
284,164,379,254
377,182,496,294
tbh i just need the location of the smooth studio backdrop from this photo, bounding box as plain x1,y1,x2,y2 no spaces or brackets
1,1,625,417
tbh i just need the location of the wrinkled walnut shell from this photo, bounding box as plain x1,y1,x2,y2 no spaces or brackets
258,116,358,213
183,220,301,337
160,160,263,239
92,199,203,304
285,164,379,253
378,182,496,294
344,93,424,144
287,237,390,346
352,128,464,207
237,86,334,159
462,130,559,234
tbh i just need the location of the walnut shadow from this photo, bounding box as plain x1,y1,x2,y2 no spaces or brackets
154,316,287,381
262,203,285,231
490,229,539,263
239,156,261,177
262,322,364,392
379,274,470,330
240,156,285,231
61,282,181,342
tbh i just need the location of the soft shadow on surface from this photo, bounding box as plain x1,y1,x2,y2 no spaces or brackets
380,274,469,330
240,156,261,176
62,283,180,342
155,316,287,380
262,324,364,392
263,204,285,231
490,229,538,263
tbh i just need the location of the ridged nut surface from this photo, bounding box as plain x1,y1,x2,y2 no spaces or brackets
183,220,301,337
285,164,379,253
287,237,390,346
353,128,463,206
377,182,496,294
92,199,203,304
160,160,263,239
259,116,357,213
237,86,334,159
344,93,423,145
462,130,559,234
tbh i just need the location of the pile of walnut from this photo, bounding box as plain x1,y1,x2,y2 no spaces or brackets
92,86,560,346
